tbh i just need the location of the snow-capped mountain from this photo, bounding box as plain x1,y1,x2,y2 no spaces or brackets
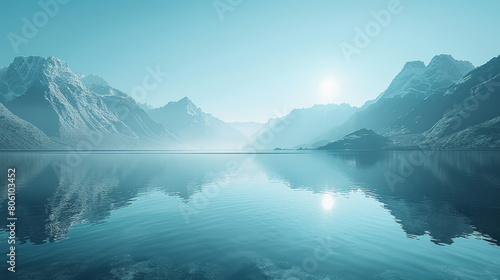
310,54,500,150
312,54,476,146
1,54,498,151
0,57,133,140
0,56,181,149
380,55,475,99
149,97,245,149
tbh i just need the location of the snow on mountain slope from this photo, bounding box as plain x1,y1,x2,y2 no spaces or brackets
379,54,475,99
81,74,179,143
0,56,136,142
0,56,187,149
0,56,79,102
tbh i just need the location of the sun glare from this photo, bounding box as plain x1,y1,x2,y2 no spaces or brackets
318,77,340,103
321,193,335,210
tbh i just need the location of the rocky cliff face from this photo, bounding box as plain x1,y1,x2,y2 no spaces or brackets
421,55,500,149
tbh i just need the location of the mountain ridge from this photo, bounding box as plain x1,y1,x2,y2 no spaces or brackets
149,97,246,149
0,56,182,149
250,103,358,149
0,54,498,150
311,54,476,146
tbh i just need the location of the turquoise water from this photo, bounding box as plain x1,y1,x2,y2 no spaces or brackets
0,151,499,279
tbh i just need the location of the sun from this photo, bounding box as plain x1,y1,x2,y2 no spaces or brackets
318,77,340,103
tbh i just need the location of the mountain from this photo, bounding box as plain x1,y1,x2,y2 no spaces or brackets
313,54,500,150
380,55,475,99
318,128,392,150
428,116,500,149
81,74,177,142
148,97,245,149
0,56,182,149
420,55,500,149
1,54,497,151
251,103,357,149
312,55,475,146
0,101,52,149
0,57,132,140
137,102,155,112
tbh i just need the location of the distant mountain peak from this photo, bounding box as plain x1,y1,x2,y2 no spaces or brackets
167,97,195,107
287,103,355,117
378,54,475,100
427,54,475,72
428,54,457,66
13,55,63,65
149,97,245,149
0,56,79,102
11,56,71,74
430,53,455,60
178,97,192,103
401,60,426,71
157,97,202,118
6,56,75,82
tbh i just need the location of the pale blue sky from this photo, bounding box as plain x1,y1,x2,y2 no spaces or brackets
1,0,499,122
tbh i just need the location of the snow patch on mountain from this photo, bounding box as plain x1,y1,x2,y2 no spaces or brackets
0,56,74,101
0,56,183,149
1,57,136,139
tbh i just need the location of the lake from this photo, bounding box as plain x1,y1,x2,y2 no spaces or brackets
0,151,499,279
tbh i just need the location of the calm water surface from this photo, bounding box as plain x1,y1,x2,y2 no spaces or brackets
0,151,499,279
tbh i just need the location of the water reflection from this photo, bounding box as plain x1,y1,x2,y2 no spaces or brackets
0,151,499,248
0,153,240,244
321,193,335,211
255,151,500,246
